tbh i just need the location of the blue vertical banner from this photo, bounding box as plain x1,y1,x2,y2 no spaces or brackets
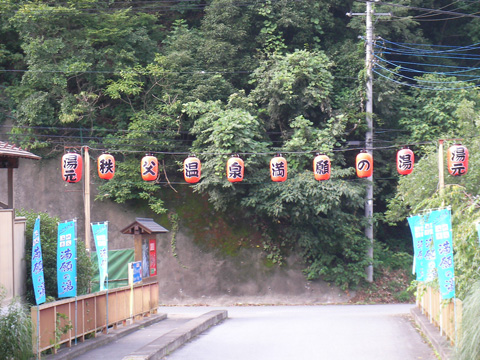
431,209,455,299
408,215,426,281
407,215,436,282
91,222,108,291
422,219,437,283
57,220,77,298
32,216,46,305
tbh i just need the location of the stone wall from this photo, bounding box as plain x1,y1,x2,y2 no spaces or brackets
11,157,350,305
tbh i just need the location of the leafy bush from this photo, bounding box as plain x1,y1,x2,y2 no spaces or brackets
18,210,93,304
455,280,480,360
0,287,33,360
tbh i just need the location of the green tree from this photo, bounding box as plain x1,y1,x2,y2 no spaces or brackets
249,50,334,130
5,2,159,149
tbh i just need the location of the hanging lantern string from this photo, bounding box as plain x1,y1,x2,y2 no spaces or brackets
85,141,434,157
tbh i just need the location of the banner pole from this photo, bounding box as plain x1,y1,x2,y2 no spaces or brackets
75,297,78,345
454,296,458,345
106,275,109,334
37,306,40,359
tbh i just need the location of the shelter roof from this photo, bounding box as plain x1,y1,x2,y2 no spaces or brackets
0,141,41,160
120,217,169,235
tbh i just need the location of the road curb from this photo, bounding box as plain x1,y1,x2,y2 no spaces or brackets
410,307,452,360
42,313,168,360
122,310,228,360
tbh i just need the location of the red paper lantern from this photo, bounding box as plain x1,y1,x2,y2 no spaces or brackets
227,155,244,183
184,156,201,184
313,154,331,181
396,148,414,176
141,154,158,181
97,153,115,180
447,144,469,176
270,154,287,182
356,151,373,178
62,152,83,183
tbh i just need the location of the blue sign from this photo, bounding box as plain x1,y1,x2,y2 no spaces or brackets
57,220,77,298
132,261,142,284
32,217,46,305
91,222,108,291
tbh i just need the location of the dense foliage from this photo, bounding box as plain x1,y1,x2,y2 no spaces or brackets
455,280,480,360
2,1,480,290
0,287,33,360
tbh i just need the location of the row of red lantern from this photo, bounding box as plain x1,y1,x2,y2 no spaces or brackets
394,144,469,177
61,152,116,183
61,144,469,183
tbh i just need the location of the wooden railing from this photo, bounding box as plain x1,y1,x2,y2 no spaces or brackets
417,285,462,345
31,282,159,356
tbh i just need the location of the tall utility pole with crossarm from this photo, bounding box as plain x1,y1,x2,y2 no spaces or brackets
347,2,390,282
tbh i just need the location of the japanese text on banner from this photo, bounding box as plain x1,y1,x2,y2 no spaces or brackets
57,220,77,298
32,217,46,305
91,222,108,291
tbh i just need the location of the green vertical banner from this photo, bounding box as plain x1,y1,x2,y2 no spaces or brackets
431,209,455,299
57,219,77,298
477,222,480,245
91,222,108,291
422,218,436,283
408,215,426,281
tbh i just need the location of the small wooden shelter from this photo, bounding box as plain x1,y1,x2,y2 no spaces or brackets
0,141,41,209
120,218,168,282
0,141,41,302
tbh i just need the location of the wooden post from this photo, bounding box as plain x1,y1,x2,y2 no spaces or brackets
84,146,91,251
438,140,445,195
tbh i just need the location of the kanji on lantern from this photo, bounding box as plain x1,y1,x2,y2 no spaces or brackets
184,156,201,184
141,154,158,181
313,154,331,181
270,154,287,182
447,144,468,176
62,153,83,183
97,153,115,180
397,148,414,175
227,155,244,183
356,151,373,178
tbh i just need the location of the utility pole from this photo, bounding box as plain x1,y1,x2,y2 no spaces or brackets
365,1,374,283
348,2,390,282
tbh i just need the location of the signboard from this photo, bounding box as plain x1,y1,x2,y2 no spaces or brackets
149,239,157,277
92,222,108,291
128,261,142,285
57,220,77,298
142,239,150,278
32,217,46,305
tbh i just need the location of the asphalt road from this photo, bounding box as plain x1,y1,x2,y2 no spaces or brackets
159,304,437,360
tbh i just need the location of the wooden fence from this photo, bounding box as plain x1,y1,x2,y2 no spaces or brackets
31,281,159,356
417,285,462,345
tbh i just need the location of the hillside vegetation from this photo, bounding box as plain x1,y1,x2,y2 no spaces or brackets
1,0,480,293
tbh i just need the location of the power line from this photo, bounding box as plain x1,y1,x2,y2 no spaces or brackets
354,0,480,19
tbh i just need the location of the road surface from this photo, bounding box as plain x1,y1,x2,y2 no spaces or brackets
160,304,436,360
